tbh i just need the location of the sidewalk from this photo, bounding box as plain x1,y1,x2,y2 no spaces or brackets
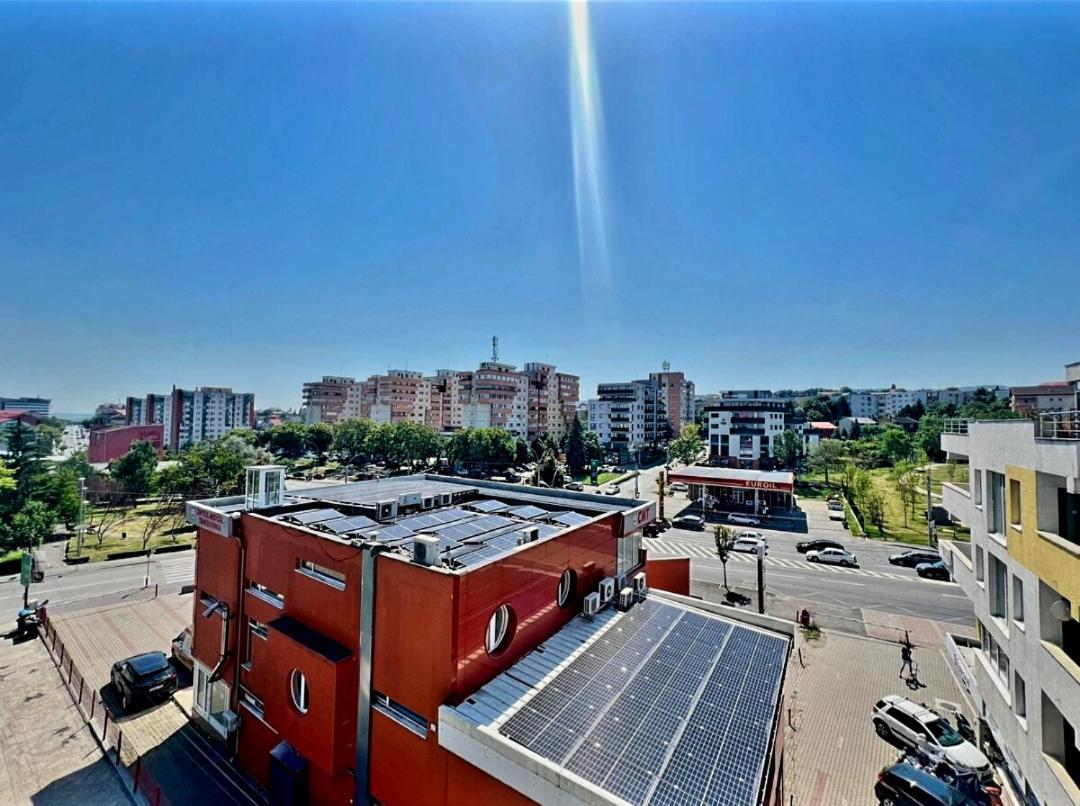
0,629,129,805
785,628,979,806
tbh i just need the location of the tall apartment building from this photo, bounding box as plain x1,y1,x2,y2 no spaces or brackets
359,370,427,425
0,396,52,416
524,363,580,443
588,380,668,454
704,399,804,469
849,386,1010,418
939,411,1080,803
302,377,360,425
126,387,254,451
649,371,695,436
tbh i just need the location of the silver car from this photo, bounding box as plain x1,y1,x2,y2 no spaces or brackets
805,547,858,567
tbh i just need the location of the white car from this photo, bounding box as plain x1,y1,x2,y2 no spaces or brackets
732,536,767,555
805,547,858,567
727,513,761,526
873,695,993,782
668,482,688,492
603,484,620,496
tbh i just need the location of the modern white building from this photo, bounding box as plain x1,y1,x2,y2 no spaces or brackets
0,396,52,416
704,399,804,468
939,412,1080,804
587,380,667,455
849,386,1010,418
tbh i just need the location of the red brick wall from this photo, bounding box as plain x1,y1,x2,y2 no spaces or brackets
87,424,164,463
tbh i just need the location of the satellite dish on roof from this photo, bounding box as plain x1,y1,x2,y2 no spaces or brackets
1050,599,1072,622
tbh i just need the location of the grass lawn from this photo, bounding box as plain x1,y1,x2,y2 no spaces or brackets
67,503,196,562
573,472,620,487
863,468,971,545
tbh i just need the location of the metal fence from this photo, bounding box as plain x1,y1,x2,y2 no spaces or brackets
1035,409,1080,441
38,610,172,806
941,418,970,435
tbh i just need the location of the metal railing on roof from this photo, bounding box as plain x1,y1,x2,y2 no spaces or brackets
1036,410,1080,441
942,419,970,435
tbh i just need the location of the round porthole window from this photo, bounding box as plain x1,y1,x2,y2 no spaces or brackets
557,569,577,609
485,604,514,655
290,669,309,713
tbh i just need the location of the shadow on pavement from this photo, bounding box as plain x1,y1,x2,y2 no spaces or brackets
29,755,129,806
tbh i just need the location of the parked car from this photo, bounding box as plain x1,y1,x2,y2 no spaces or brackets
827,500,844,511
668,482,688,492
563,480,584,491
603,484,620,495
828,509,846,521
111,651,178,712
797,538,845,554
805,547,858,567
873,696,993,782
727,513,761,526
736,530,763,541
171,626,193,669
732,536,768,555
890,550,941,568
916,561,952,581
874,762,971,806
672,514,705,530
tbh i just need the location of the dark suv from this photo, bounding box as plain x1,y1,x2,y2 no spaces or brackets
875,762,970,806
796,538,845,554
111,651,178,712
889,550,941,568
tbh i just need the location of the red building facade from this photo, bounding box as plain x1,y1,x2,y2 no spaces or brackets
87,424,164,464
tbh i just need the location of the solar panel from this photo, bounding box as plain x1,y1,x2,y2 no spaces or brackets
467,499,509,513
506,505,548,520
318,514,378,534
283,508,345,526
535,524,562,540
548,511,591,527
495,599,787,806
361,523,414,542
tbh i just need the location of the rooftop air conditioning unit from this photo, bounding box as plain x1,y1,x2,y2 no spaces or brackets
422,495,436,511
220,710,240,734
440,493,453,506
617,587,635,612
376,500,398,522
598,577,616,606
412,535,442,567
518,526,539,545
632,572,648,600
582,592,600,621
399,492,422,508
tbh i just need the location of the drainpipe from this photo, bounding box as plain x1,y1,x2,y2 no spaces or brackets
355,542,386,806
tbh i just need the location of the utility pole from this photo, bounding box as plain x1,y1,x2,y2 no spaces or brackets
756,543,766,614
76,476,86,560
926,469,935,547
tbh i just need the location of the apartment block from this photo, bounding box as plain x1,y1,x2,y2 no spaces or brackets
0,396,52,416
302,377,360,425
649,371,695,436
524,362,580,443
939,411,1080,804
849,385,1010,418
704,399,804,469
126,387,254,451
588,380,668,454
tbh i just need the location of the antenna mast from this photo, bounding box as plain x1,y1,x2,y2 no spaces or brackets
491,336,499,362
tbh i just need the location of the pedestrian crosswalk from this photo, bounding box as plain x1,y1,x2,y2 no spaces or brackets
645,538,917,581
158,555,195,585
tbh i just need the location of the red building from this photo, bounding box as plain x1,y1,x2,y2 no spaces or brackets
87,424,164,463
185,470,790,805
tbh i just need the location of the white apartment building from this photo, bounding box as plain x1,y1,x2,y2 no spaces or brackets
0,396,52,416
704,399,803,468
587,380,667,454
849,386,1010,418
939,412,1080,804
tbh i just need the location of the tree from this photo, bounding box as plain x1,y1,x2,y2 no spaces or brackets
840,461,859,496
714,524,736,590
365,423,395,464
138,494,185,551
772,429,802,469
534,450,565,488
808,439,846,485
880,427,913,465
565,417,587,475
897,400,926,420
266,423,309,459
915,414,945,462
891,460,917,527
0,463,14,493
42,471,82,530
864,491,886,532
4,500,56,553
583,430,604,463
5,421,48,508
110,441,159,500
333,418,374,466
306,422,335,463
514,438,529,465
668,423,704,466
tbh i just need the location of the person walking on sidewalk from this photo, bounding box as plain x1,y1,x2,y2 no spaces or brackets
899,643,915,679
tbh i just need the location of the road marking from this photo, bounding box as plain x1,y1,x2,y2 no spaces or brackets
820,579,865,587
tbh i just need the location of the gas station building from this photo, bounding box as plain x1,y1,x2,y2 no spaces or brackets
667,466,795,515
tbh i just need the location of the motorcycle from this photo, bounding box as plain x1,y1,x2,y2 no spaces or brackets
15,599,48,639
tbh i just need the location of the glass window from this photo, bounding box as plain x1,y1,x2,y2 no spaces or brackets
925,719,964,747
973,469,983,505
1009,479,1022,526
290,669,309,713
298,559,346,589
485,604,513,655
557,569,577,609
1012,576,1024,623
989,555,1008,620
988,471,1005,534
248,582,284,608
1014,672,1026,718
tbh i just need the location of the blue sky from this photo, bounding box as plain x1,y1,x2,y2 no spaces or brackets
2,2,1079,412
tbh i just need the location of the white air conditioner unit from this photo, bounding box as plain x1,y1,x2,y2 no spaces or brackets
399,492,422,508
583,592,600,620
219,710,240,734
598,577,616,606
440,493,453,506
421,495,436,510
375,500,398,521
617,587,634,611
633,572,648,600
412,534,442,567
518,526,539,545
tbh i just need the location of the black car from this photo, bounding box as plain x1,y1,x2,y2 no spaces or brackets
796,539,845,554
875,762,970,806
111,651,178,712
916,561,952,581
890,550,942,568
672,514,705,530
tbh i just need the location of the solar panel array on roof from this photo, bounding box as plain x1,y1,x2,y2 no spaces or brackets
506,505,548,520
498,598,788,806
362,523,414,542
467,499,509,513
318,514,378,534
548,511,591,528
397,508,473,532
283,508,345,526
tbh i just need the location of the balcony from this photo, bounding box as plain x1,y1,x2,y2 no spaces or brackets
1036,410,1080,441
941,482,972,526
